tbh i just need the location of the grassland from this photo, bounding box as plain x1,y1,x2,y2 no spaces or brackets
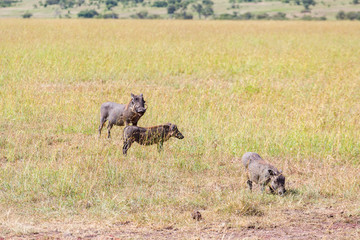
0,20,360,238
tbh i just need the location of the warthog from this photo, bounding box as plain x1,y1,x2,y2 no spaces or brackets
122,123,184,155
98,93,146,138
242,152,286,195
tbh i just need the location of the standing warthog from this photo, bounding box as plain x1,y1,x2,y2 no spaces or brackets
122,123,184,155
99,93,147,138
242,152,286,195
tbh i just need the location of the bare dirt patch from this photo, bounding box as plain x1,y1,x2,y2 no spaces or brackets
3,207,359,239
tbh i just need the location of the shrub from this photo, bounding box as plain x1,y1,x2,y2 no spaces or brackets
174,12,193,19
45,0,59,4
0,0,15,8
218,13,234,20
167,4,176,14
147,14,161,19
271,12,287,20
301,15,326,21
130,11,161,19
336,10,346,20
346,11,359,20
256,13,269,19
105,0,118,9
130,10,148,19
152,0,167,7
22,12,33,18
77,9,99,18
336,11,360,20
102,11,119,19
241,12,253,20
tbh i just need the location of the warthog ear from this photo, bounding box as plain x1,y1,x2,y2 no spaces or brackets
131,93,135,99
268,169,277,176
140,93,143,98
170,124,177,131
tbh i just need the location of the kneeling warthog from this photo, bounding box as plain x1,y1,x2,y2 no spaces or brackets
99,93,147,138
122,123,184,155
242,152,286,195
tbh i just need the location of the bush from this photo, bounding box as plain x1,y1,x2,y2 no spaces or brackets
241,12,253,20
218,13,235,20
130,10,148,19
301,15,326,21
77,9,99,18
256,13,269,19
147,14,161,19
45,0,78,8
167,4,176,14
336,10,346,20
152,0,167,7
45,0,59,4
22,12,33,18
271,12,287,20
130,10,161,19
336,11,360,20
216,11,290,21
174,12,193,19
346,11,359,20
102,11,119,19
105,0,118,9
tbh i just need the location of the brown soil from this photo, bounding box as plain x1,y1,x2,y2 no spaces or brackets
3,207,359,240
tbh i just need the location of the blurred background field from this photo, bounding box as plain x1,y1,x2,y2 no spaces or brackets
1,0,360,20
0,20,359,236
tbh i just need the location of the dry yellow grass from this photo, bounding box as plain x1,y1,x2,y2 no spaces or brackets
0,20,359,238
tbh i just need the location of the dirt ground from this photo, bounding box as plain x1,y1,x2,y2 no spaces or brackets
2,207,359,240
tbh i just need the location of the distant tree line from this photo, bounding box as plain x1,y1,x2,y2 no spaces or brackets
226,0,316,11
218,12,288,20
191,0,214,19
0,0,21,7
165,0,195,19
77,8,119,18
40,0,85,8
285,0,316,10
217,11,326,20
130,10,161,19
336,11,360,20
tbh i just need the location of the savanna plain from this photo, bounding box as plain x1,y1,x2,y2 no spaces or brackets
0,20,359,239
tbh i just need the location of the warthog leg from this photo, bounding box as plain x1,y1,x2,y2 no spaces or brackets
107,123,113,139
261,184,266,193
98,117,106,137
246,180,253,191
269,186,275,194
157,141,163,152
123,139,133,155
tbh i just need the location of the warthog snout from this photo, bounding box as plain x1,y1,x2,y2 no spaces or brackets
170,124,184,139
131,93,146,115
270,174,286,196
176,132,184,139
136,106,146,114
